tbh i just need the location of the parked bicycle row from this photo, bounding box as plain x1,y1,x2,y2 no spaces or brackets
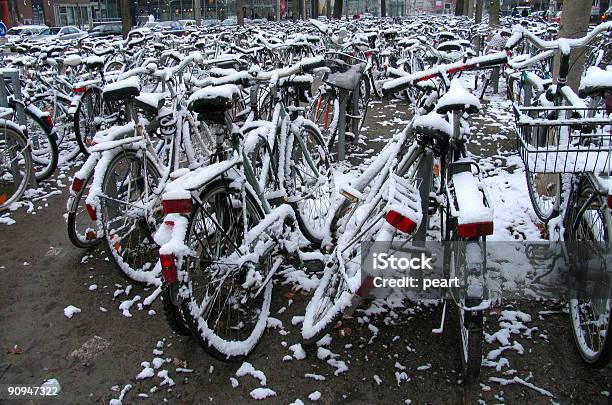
1,15,610,382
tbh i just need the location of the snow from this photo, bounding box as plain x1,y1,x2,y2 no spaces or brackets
289,343,306,360
63,305,81,318
308,391,321,401
250,388,276,400
236,362,267,386
102,76,140,95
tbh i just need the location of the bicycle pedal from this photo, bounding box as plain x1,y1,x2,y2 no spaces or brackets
428,196,439,215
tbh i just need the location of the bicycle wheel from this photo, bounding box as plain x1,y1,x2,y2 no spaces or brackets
524,110,561,223
287,122,334,245
67,172,101,248
32,93,80,163
308,90,338,146
567,180,612,367
74,88,109,157
25,106,58,182
180,179,273,360
0,125,32,211
99,150,162,284
444,237,485,382
160,287,192,336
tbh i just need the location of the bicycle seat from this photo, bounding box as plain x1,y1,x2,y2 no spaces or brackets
63,55,82,67
102,77,141,102
413,111,453,141
325,63,364,91
85,55,104,70
135,92,166,116
187,84,240,118
436,79,480,115
578,67,612,98
279,74,313,89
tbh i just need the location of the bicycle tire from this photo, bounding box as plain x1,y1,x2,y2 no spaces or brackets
66,171,101,249
0,125,32,211
25,106,58,182
160,287,192,336
179,179,272,361
99,149,162,284
566,180,612,368
74,87,106,157
288,122,334,246
32,93,81,163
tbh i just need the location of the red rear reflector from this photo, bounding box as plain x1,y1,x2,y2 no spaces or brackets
356,276,375,297
71,177,84,193
86,203,97,220
365,50,373,58
506,50,513,58
457,221,494,238
44,115,53,128
608,195,612,209
162,198,192,214
160,254,178,284
73,86,87,93
385,210,417,234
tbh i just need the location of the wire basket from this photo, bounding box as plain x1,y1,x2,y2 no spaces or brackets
514,105,612,174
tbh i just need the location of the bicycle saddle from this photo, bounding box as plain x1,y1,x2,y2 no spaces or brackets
102,76,141,102
436,79,480,115
85,55,104,71
63,55,82,67
578,67,612,98
187,84,240,117
413,111,453,141
325,63,365,91
135,92,166,116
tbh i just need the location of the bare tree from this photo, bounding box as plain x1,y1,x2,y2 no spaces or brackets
120,0,131,38
333,0,342,19
237,0,244,25
488,0,500,27
556,0,591,90
455,0,465,15
381,0,386,17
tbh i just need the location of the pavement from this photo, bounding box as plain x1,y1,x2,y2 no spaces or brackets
0,88,611,404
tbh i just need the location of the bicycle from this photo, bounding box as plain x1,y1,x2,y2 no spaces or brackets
156,56,332,360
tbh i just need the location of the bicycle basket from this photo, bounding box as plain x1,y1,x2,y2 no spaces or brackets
515,105,612,174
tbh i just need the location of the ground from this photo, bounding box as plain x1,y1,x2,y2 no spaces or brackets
0,81,611,404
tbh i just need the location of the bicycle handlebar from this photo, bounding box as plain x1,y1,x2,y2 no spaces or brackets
504,21,612,53
382,51,507,95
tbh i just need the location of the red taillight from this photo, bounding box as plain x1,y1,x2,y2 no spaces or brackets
71,177,84,193
607,195,611,209
457,221,494,238
162,199,192,214
86,203,97,220
160,254,178,284
385,210,417,234
506,49,513,58
365,50,373,58
356,275,374,297
44,115,53,129
73,86,87,93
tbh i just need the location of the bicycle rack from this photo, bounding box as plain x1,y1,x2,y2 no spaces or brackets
0,68,38,189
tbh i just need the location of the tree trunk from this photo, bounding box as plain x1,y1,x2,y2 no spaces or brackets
488,0,499,27
121,0,131,38
455,0,464,15
475,0,483,23
237,0,244,25
555,0,591,90
333,0,342,19
381,0,386,17
465,0,473,18
194,0,201,26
